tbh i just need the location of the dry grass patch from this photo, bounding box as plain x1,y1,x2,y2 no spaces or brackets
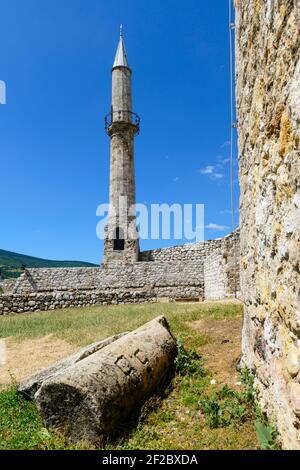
188,316,243,389
0,335,75,390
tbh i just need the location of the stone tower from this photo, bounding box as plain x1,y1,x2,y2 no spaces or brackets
103,27,140,265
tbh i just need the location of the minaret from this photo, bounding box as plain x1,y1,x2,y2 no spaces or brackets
103,26,140,264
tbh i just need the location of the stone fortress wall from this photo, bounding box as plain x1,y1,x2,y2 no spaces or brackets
235,0,300,449
204,235,240,301
0,230,240,314
139,238,224,262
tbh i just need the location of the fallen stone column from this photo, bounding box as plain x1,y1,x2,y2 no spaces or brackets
18,332,128,400
32,316,177,443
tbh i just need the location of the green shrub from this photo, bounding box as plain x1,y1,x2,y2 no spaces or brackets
200,369,258,429
255,421,279,450
175,340,205,377
239,367,255,403
199,390,248,428
199,368,280,450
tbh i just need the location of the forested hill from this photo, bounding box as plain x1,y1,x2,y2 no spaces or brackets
0,249,97,279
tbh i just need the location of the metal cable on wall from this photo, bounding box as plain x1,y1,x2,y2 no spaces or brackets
229,0,238,298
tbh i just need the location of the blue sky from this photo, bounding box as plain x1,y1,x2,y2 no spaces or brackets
0,0,239,264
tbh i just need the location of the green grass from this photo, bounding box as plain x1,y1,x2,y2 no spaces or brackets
0,301,267,450
115,375,258,450
0,302,242,347
0,389,88,450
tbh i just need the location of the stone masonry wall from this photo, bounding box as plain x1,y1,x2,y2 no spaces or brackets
236,0,300,449
204,229,240,300
8,262,204,296
0,278,17,293
204,249,227,300
0,231,240,314
139,241,217,262
139,230,239,263
0,261,204,314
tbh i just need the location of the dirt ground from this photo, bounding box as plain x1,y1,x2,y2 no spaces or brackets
0,335,75,389
189,316,243,388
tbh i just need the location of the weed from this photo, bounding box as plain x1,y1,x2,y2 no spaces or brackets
175,340,205,377
200,369,258,429
199,391,248,428
255,421,279,450
239,367,255,403
199,368,280,450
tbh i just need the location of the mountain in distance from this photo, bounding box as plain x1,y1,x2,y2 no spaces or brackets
0,249,98,279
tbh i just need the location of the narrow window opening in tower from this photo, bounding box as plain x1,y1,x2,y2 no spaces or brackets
113,227,125,251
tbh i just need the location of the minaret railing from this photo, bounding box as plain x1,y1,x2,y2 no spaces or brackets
104,110,140,135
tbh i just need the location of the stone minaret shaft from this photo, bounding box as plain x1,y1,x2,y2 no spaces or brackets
103,28,140,264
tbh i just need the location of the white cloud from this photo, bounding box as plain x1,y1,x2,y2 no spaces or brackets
221,141,231,148
198,165,215,175
173,177,180,183
217,154,230,165
205,223,230,231
198,152,237,181
198,165,224,180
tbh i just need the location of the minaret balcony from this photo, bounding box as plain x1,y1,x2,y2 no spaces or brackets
105,110,140,135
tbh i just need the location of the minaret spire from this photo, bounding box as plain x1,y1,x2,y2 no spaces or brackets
113,25,130,70
103,29,140,265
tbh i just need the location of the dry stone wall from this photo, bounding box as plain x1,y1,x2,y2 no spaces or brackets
235,0,300,449
0,231,240,314
0,278,16,293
